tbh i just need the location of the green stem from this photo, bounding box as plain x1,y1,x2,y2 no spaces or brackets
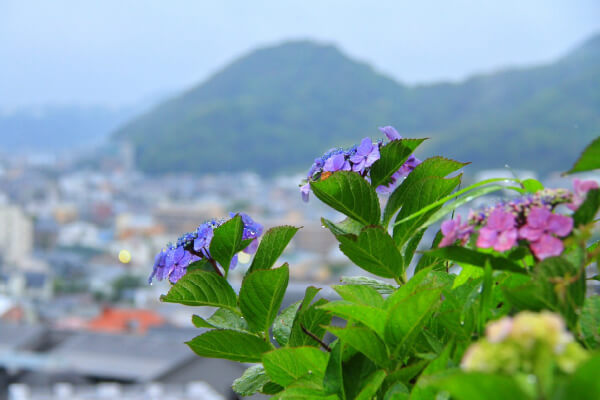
392,177,522,227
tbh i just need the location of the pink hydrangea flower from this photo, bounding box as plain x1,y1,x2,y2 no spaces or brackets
567,179,598,211
519,206,573,260
476,208,518,252
439,215,473,247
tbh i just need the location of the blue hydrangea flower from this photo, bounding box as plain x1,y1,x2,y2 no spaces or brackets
149,213,263,284
379,126,402,141
231,212,263,259
349,137,380,173
301,126,420,201
323,153,351,172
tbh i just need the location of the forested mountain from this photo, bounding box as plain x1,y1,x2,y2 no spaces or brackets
115,34,600,176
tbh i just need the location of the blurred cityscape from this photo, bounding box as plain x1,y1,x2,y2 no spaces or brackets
0,141,358,400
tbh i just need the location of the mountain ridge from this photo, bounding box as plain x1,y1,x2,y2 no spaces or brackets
115,33,600,176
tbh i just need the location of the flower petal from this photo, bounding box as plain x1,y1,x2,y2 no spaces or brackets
547,214,573,237
477,228,498,249
494,228,517,252
519,226,543,242
530,235,564,260
526,207,551,230
378,126,402,141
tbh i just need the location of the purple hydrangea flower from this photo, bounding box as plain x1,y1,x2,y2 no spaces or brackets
567,179,598,211
349,137,380,173
439,215,474,247
378,126,402,141
476,208,518,252
519,206,573,260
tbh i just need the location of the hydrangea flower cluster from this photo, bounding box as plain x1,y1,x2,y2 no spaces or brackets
439,183,598,260
461,311,588,374
300,126,421,201
149,212,263,284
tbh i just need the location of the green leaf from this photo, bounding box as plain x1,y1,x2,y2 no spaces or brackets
233,364,270,396
191,314,214,328
333,284,384,307
565,136,600,174
262,382,284,395
160,270,238,311
392,175,462,247
320,302,387,337
289,287,333,347
355,370,386,400
262,346,329,387
248,225,300,274
580,295,600,349
289,299,332,348
186,330,272,362
383,156,468,226
273,300,301,347
384,267,451,311
432,371,531,400
321,217,363,236
383,383,409,400
521,178,544,193
272,388,338,399
420,184,509,230
323,340,345,399
370,138,426,188
192,308,249,331
408,343,454,400
311,171,381,225
535,256,585,327
339,276,396,295
392,177,521,229
386,359,429,386
501,276,551,311
414,231,446,273
338,226,404,279
327,326,390,369
209,214,244,276
404,229,425,267
425,246,526,274
573,188,600,226
452,264,485,288
240,264,289,333
478,262,494,333
385,287,442,358
186,259,212,273
561,355,600,399
342,353,378,400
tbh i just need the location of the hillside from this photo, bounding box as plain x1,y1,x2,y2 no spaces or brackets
115,35,600,176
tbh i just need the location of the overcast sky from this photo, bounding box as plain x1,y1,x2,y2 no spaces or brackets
1,0,599,109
